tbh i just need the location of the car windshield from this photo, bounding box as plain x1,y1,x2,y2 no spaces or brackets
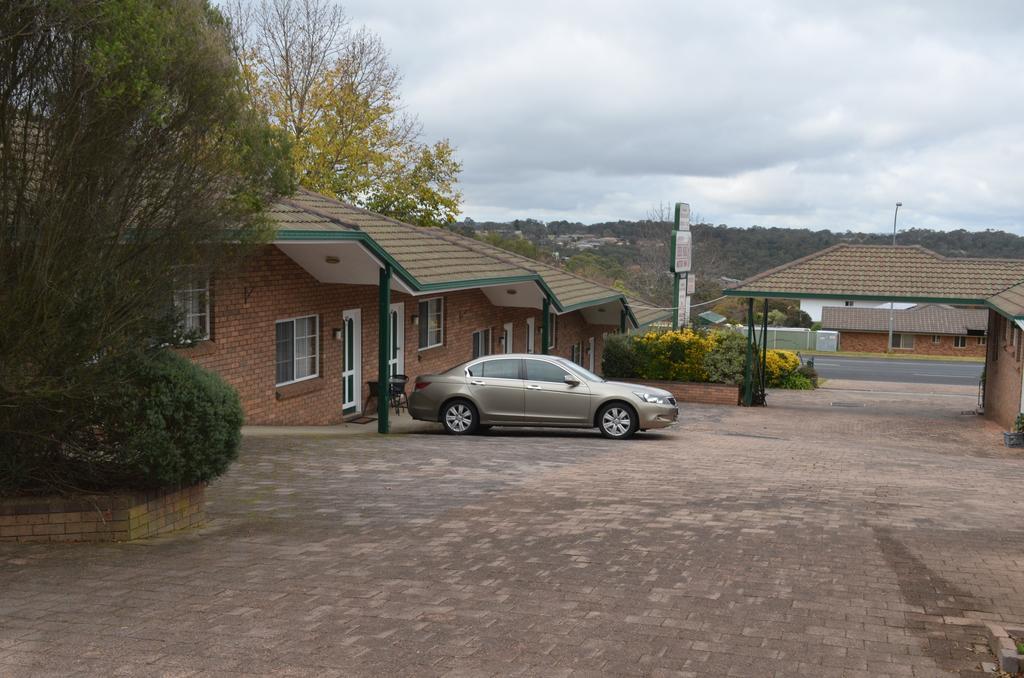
554,358,603,383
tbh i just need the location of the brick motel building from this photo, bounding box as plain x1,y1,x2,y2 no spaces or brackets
725,244,1024,429
176,189,668,432
821,304,988,357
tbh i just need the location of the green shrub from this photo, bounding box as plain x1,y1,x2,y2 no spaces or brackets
602,333,640,378
0,350,243,496
632,329,716,382
103,351,244,488
703,331,747,385
779,372,814,390
796,364,818,387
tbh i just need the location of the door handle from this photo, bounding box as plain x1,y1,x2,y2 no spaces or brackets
470,379,486,385
526,384,542,389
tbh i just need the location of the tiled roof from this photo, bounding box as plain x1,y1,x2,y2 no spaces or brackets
625,297,673,327
987,282,1024,320
821,304,988,335
271,189,661,319
728,244,1024,302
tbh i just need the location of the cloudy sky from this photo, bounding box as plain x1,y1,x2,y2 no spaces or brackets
344,0,1023,232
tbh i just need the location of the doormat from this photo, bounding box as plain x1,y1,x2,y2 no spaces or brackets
350,416,376,425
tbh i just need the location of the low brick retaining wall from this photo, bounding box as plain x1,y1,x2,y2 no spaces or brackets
620,379,741,406
0,483,205,543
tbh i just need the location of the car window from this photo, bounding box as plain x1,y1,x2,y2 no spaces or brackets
481,358,521,379
524,359,570,383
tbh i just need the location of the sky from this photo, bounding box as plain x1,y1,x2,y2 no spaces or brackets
344,0,1024,232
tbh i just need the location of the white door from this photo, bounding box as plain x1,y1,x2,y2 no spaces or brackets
526,317,536,353
389,302,405,378
588,336,596,372
342,309,361,411
503,322,514,354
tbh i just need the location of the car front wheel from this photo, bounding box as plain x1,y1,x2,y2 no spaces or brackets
441,399,479,435
598,403,638,440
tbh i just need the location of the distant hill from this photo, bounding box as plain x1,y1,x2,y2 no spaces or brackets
452,218,1024,308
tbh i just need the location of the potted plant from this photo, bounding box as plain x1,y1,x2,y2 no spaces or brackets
1004,413,1024,448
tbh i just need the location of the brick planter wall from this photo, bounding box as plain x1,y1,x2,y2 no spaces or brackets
0,484,205,544
619,379,740,406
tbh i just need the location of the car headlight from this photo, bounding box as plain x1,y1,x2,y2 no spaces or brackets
633,391,669,404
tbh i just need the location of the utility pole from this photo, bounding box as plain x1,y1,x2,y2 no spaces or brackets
886,202,902,353
670,203,691,330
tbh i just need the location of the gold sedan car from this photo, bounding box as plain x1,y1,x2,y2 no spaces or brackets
408,354,678,439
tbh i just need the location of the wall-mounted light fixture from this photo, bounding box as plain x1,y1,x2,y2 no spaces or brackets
325,255,340,264
332,328,343,340
411,314,419,325
506,289,517,295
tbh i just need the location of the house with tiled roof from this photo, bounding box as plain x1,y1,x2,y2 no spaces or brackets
821,304,988,356
725,243,1024,428
177,189,670,430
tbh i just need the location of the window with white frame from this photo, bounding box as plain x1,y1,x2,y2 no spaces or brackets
570,342,582,365
548,311,557,349
977,336,987,346
276,315,319,386
954,336,967,348
418,297,443,349
931,335,941,344
472,328,491,359
173,279,210,340
844,300,854,307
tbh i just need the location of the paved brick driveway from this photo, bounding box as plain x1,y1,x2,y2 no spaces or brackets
2,385,1023,677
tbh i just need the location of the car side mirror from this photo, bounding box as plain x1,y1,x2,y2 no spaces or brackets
564,375,580,386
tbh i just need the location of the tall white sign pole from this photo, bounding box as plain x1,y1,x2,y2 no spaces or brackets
670,203,691,330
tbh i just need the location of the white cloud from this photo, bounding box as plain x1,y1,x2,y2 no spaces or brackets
345,0,1023,230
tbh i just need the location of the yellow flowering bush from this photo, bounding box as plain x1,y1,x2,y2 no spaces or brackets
631,329,717,382
764,349,800,386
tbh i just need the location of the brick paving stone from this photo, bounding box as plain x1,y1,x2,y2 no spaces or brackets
1,387,1022,676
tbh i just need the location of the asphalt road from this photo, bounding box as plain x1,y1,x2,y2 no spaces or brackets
810,355,984,385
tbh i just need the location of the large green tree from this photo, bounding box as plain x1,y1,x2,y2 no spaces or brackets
229,0,462,227
0,0,292,494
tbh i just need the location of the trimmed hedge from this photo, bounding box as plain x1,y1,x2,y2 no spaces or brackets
103,350,244,488
1,350,243,496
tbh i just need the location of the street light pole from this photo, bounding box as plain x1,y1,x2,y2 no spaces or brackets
886,202,903,353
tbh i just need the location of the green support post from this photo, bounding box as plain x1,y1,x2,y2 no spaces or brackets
377,264,392,434
759,298,769,403
742,297,754,406
541,297,550,355
619,308,627,334
672,271,681,330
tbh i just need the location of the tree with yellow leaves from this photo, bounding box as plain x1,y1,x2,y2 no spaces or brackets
227,0,462,226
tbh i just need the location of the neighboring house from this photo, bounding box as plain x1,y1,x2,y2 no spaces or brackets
799,298,914,322
176,189,670,428
821,304,987,356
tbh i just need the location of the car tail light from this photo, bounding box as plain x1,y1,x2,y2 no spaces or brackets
414,380,431,390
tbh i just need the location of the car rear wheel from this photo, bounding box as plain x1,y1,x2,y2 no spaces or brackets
598,403,638,440
441,399,479,435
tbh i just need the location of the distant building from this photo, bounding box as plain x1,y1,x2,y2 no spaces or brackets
799,297,914,322
821,304,987,356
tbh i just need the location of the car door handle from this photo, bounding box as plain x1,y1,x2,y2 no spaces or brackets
526,384,542,389
470,379,486,385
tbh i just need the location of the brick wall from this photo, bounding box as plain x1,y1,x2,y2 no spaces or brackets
838,331,987,357
984,310,1022,430
182,246,619,425
0,484,205,543
619,379,740,406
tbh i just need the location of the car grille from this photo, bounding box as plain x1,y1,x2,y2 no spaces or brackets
667,397,677,406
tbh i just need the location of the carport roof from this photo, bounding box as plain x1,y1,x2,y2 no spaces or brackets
725,244,1024,306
